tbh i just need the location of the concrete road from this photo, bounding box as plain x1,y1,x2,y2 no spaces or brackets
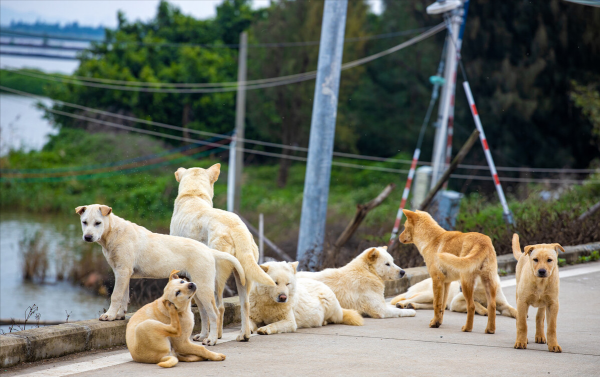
6,262,600,377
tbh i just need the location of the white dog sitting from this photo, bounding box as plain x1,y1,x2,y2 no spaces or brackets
249,261,363,335
298,246,416,319
391,276,517,318
75,204,245,346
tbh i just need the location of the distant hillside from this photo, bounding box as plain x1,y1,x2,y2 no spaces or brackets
4,21,105,40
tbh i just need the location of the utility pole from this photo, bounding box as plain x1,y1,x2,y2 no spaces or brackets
228,31,247,213
430,6,463,189
297,0,348,271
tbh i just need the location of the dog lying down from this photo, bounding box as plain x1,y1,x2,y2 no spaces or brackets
391,276,517,318
126,270,226,368
298,247,416,319
249,261,364,335
76,204,245,346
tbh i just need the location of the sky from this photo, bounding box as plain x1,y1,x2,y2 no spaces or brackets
0,0,383,28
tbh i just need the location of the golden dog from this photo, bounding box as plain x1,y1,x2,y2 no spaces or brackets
400,210,498,333
512,234,564,352
126,270,226,368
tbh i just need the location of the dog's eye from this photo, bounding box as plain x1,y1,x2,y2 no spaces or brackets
533,258,538,262
82,221,87,225
180,280,184,284
275,281,279,285
385,263,390,266
547,259,552,263
95,222,101,226
286,283,291,286
176,291,181,296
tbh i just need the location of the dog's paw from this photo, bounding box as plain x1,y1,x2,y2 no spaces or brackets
429,318,442,328
396,302,413,309
257,326,272,335
210,353,226,361
236,332,250,342
484,327,495,334
193,334,207,343
535,335,547,344
400,309,416,317
99,313,117,321
514,340,527,349
461,325,473,332
202,336,218,346
548,344,562,353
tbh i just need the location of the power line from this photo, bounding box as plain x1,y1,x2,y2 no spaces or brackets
6,95,596,184
2,85,597,175
1,23,447,93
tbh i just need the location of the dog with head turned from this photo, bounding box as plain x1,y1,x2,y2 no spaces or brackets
512,234,564,352
75,204,245,346
170,164,275,343
126,270,226,368
399,209,498,333
249,261,363,335
298,246,416,319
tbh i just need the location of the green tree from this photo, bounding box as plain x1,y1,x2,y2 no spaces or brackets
246,0,369,187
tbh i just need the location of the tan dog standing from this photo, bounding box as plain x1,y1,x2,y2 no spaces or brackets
75,204,245,346
126,270,226,368
400,210,498,333
512,234,564,352
298,247,416,318
170,164,275,343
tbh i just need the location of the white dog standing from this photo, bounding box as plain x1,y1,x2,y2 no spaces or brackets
249,261,363,335
76,204,245,346
170,164,275,343
298,246,416,319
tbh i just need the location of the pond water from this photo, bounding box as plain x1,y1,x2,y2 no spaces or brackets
0,211,109,333
0,93,57,156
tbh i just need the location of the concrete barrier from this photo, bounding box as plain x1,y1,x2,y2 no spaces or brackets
2,242,598,368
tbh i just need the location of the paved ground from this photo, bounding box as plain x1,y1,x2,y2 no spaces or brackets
5,262,600,377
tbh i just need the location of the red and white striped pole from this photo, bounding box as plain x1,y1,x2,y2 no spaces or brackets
389,148,420,242
463,81,515,225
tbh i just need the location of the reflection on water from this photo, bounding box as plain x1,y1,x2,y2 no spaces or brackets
0,93,57,156
0,211,109,332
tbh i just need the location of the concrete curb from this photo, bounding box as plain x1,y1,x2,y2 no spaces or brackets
2,242,598,368
1,297,240,368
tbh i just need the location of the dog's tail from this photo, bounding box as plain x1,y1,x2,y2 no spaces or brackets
512,233,523,261
341,309,364,326
157,356,179,368
437,245,490,273
231,231,275,287
213,251,246,286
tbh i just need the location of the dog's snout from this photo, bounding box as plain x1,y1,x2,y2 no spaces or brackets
538,269,547,277
188,282,196,291
84,235,93,242
277,294,288,303
399,269,406,278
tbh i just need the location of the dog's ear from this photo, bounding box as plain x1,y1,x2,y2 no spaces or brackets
290,261,299,274
260,265,269,273
552,243,565,254
75,206,87,215
170,270,181,280
174,167,186,182
380,246,388,250
99,205,112,216
524,246,535,256
366,248,379,263
208,163,221,183
402,209,417,222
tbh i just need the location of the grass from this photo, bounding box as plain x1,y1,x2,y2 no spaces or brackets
2,128,599,265
0,68,59,96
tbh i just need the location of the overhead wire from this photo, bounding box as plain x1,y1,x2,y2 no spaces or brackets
3,85,595,175
1,23,447,93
